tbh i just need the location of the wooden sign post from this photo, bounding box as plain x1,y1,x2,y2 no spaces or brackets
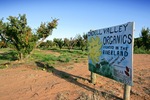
91,72,96,84
124,84,131,100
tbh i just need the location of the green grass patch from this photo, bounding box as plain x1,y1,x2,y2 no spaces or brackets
0,51,18,61
49,48,87,56
0,48,88,69
0,48,12,52
0,65,7,69
134,47,150,54
0,48,18,65
32,53,58,61
32,49,73,64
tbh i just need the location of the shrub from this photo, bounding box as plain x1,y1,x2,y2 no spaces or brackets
134,47,150,54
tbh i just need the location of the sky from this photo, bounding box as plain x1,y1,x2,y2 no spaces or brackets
0,0,150,40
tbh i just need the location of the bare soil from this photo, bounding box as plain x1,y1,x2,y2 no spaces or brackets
0,54,150,100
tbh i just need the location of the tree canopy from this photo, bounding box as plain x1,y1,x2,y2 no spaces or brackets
0,14,58,60
134,27,150,51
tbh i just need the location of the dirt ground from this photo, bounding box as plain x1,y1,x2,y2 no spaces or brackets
0,54,150,100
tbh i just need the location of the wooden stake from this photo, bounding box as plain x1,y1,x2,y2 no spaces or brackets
91,72,96,84
123,84,131,100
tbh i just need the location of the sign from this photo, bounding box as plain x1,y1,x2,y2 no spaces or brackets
88,22,134,86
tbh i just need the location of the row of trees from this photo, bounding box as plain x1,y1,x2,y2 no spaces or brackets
0,14,149,60
0,14,58,60
39,33,88,51
134,28,150,51
44,27,150,52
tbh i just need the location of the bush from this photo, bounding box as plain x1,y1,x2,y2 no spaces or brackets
58,54,71,62
134,47,150,54
33,53,58,62
0,50,18,61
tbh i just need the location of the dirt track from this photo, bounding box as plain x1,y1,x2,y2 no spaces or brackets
0,54,150,100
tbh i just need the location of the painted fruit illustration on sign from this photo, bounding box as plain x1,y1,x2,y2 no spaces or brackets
88,36,102,65
88,36,114,79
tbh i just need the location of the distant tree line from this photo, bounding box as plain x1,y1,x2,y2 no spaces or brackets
39,27,150,53
38,33,88,51
0,13,149,58
134,28,150,53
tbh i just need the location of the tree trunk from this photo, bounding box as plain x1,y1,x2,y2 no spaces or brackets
35,37,46,48
91,72,96,84
19,53,23,60
25,37,46,59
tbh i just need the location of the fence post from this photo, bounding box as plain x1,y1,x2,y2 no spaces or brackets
123,84,131,100
91,72,96,84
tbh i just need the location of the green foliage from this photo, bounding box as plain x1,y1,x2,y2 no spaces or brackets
63,38,70,48
38,42,47,49
35,19,58,48
37,32,88,51
0,19,7,48
134,37,142,48
46,40,54,48
38,40,54,49
32,50,72,64
0,40,7,48
63,37,77,50
76,33,87,51
30,49,87,67
53,38,64,49
0,19,7,45
0,48,17,68
33,53,58,62
134,47,150,54
58,54,71,62
0,50,18,61
0,14,58,60
37,19,58,40
0,65,7,69
134,27,150,54
4,14,36,59
141,28,150,50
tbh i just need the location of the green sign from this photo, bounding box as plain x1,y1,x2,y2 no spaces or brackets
88,22,134,86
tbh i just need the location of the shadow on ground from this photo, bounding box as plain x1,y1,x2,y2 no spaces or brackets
35,61,122,100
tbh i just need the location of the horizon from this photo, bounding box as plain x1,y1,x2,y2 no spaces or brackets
1,0,150,40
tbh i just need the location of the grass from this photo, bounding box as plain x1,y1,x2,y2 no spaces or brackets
0,51,18,60
30,48,87,67
0,48,18,65
0,65,7,69
0,48,88,69
32,51,72,63
134,47,150,54
49,48,88,56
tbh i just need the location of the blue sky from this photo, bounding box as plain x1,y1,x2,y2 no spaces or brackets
0,0,150,40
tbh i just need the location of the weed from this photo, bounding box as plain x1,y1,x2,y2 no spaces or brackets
74,58,79,63
0,65,7,69
134,47,150,54
32,53,58,62
80,55,85,58
0,50,18,61
65,58,70,62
